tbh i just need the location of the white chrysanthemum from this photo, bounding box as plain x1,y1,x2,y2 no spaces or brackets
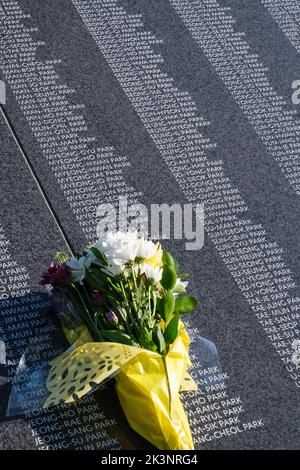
140,263,162,284
95,231,140,275
136,237,160,260
95,232,163,276
104,259,124,276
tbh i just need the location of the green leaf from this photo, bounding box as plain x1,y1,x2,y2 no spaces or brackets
164,313,179,345
89,247,108,265
162,251,181,272
138,329,157,352
161,265,177,290
177,273,190,280
153,324,166,354
173,257,180,272
99,330,138,346
175,296,198,315
162,250,174,267
157,291,175,322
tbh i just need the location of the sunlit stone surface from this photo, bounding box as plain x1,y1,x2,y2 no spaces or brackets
0,0,299,449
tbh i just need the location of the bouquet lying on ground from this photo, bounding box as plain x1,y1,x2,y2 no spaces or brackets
40,232,198,450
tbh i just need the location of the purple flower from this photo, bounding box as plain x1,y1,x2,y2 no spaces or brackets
105,310,119,326
48,262,58,273
40,262,70,289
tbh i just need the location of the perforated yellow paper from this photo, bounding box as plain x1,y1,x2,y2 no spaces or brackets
44,341,141,407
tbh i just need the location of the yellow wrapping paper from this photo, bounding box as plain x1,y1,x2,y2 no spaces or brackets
44,324,196,450
115,333,194,449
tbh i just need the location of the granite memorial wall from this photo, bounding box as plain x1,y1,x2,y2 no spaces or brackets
0,0,299,449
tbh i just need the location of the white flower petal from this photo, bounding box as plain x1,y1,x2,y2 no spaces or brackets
140,263,162,283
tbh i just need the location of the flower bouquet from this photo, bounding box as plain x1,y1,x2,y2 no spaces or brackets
40,232,198,450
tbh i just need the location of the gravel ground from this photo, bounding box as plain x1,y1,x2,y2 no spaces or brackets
0,420,36,450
